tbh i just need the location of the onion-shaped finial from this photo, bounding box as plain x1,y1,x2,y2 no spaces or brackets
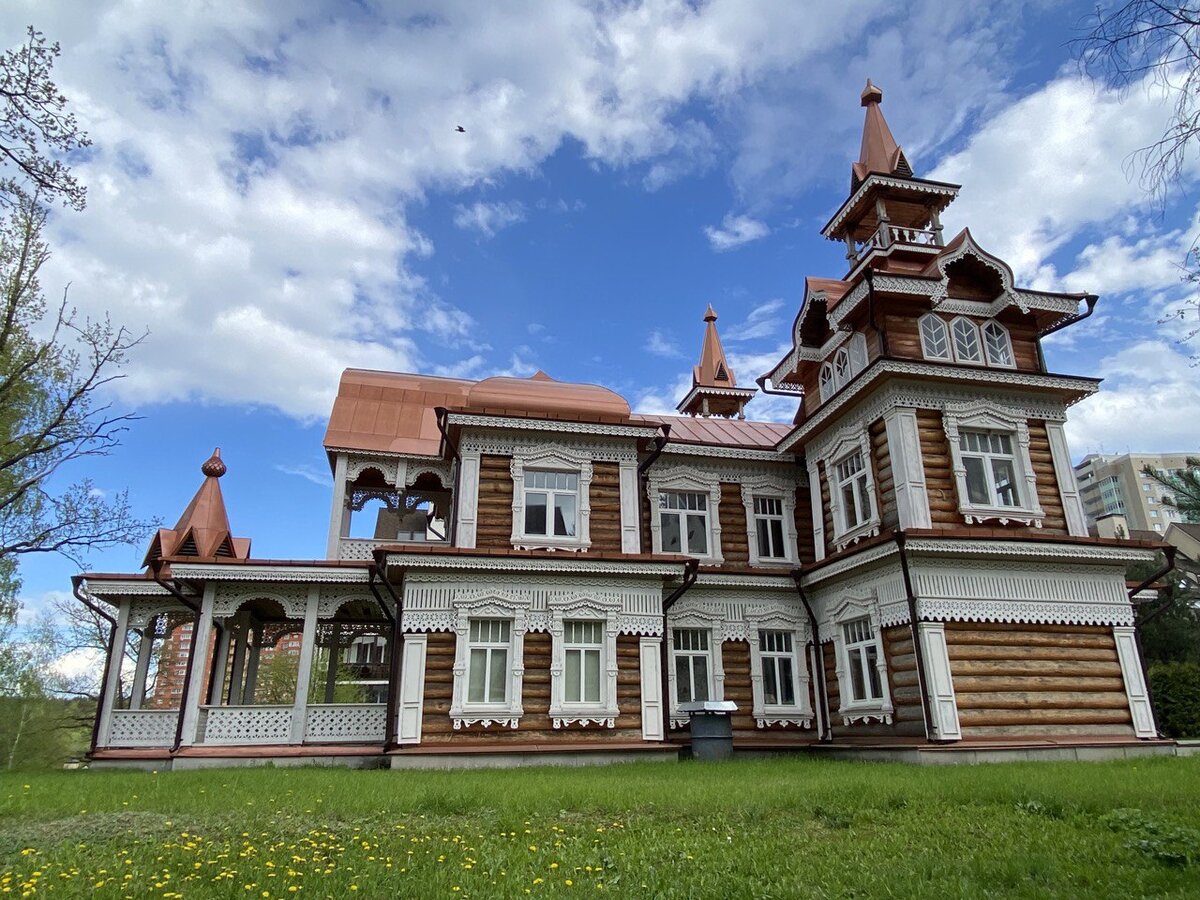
201,448,227,478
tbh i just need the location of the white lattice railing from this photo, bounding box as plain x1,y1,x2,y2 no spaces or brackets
107,709,178,747
202,705,293,745
337,536,449,561
304,703,387,742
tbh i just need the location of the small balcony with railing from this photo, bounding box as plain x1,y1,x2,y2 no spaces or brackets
333,465,452,561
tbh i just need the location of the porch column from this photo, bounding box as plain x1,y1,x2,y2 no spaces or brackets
290,586,320,743
325,453,349,559
226,615,249,704
324,624,342,703
179,584,217,747
207,621,232,705
129,618,156,711
241,636,262,705
96,598,132,747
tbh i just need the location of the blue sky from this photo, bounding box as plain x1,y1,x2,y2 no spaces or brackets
8,1,1200,621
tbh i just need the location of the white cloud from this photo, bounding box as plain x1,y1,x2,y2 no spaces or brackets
724,298,785,341
1065,340,1200,457
931,72,1189,282
645,329,684,359
452,200,527,237
704,214,769,251
275,463,333,487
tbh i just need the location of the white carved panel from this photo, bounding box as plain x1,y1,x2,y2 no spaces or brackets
202,705,293,745
106,710,178,748
304,704,386,742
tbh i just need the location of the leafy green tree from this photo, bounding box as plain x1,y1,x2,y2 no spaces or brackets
1130,557,1200,666
1142,458,1200,524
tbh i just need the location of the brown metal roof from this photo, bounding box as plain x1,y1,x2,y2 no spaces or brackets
465,372,631,421
323,369,474,456
634,413,790,449
142,449,252,566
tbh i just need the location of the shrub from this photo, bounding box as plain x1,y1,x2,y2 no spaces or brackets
1148,662,1200,738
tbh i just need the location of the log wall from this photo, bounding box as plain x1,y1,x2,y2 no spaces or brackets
419,631,644,744
822,625,924,739
475,454,515,549
794,482,816,564
869,418,898,531
719,483,749,565
944,622,1134,737
589,462,623,553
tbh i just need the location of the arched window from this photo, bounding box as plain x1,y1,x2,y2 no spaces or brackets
819,363,835,403
848,332,868,374
919,314,951,360
951,317,983,363
982,321,1014,367
834,348,852,387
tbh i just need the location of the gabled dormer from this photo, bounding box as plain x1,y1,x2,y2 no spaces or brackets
822,80,960,278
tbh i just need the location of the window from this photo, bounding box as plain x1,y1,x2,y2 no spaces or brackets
959,430,1020,507
753,496,787,560
848,332,868,373
659,491,709,556
1143,484,1152,492
819,363,834,403
834,347,852,386
673,629,712,704
466,619,511,704
523,470,578,538
919,314,951,360
758,631,797,706
951,318,983,363
1150,510,1159,518
562,620,602,704
834,451,873,532
842,617,883,702
982,321,1014,367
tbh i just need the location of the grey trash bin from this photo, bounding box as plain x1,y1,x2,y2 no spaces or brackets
680,700,738,761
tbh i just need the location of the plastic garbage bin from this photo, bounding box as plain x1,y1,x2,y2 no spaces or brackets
680,700,738,760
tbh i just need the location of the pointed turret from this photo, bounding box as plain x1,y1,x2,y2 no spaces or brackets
821,80,959,275
676,306,756,419
142,448,251,567
851,80,912,191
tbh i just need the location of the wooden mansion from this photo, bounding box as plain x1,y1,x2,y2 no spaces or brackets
77,82,1170,768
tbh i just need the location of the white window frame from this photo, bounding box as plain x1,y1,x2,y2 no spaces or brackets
942,400,1045,527
449,595,528,729
510,445,593,551
740,477,800,567
814,426,880,551
950,316,983,363
828,597,893,726
646,466,724,564
981,320,1015,368
919,313,952,361
818,363,835,403
666,611,725,728
547,597,620,729
746,614,812,729
833,347,852,387
847,332,868,374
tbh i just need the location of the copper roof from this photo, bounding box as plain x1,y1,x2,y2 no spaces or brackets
694,305,736,387
324,369,473,456
465,372,630,420
852,79,911,189
634,413,789,449
143,449,251,566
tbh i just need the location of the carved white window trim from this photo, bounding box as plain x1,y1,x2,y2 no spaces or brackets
510,445,593,552
546,598,621,729
942,401,1045,527
982,320,1015,368
818,363,835,404
747,612,812,729
950,316,984,363
449,595,529,729
918,313,952,361
666,610,726,728
828,597,893,726
646,466,724,565
741,477,799,567
814,426,880,552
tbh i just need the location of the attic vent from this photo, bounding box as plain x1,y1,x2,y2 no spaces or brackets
177,533,199,556
146,534,162,560
715,363,729,382
214,536,236,558
894,152,912,179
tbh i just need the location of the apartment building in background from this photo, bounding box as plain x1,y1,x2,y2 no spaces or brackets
1075,452,1192,536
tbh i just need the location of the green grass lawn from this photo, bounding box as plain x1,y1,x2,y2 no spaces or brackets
2,756,1199,898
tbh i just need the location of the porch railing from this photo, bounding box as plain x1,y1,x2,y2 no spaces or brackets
107,709,178,747
304,703,387,742
202,705,293,745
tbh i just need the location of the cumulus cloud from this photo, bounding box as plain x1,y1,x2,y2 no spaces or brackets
724,298,786,341
704,214,769,251
452,200,526,237
645,329,685,359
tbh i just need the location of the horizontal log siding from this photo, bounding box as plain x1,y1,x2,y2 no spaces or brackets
823,626,923,738
870,418,898,531
589,461,623,553
882,297,1041,371
944,622,1134,737
420,631,643,743
475,454,515,549
819,462,834,551
719,483,749,565
919,412,1069,537
794,481,816,564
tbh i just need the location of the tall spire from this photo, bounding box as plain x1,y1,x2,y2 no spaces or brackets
142,448,251,567
852,79,911,190
676,306,756,418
